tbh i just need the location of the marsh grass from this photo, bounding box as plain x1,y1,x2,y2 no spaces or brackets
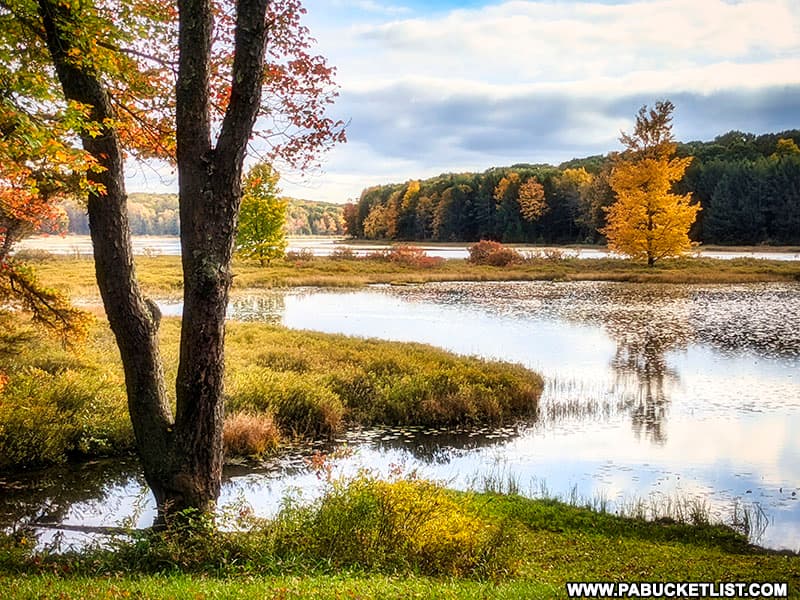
0,317,542,469
26,252,800,299
0,318,132,469
222,412,281,457
476,470,777,548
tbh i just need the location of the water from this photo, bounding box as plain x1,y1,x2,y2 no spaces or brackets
3,281,799,552
15,234,800,261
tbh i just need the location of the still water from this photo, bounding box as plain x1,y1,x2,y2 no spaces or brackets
15,234,800,261
3,282,799,551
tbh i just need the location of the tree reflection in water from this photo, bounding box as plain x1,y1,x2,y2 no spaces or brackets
602,289,692,445
228,292,286,323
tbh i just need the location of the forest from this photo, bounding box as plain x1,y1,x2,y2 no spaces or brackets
344,130,800,246
60,194,346,237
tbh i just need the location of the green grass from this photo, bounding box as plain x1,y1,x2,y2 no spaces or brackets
0,316,542,469
20,251,800,299
1,478,797,599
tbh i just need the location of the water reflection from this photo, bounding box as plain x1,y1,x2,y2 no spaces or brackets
605,302,692,445
228,293,285,323
4,281,799,552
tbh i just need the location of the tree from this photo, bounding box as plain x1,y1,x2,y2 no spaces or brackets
552,167,592,242
4,0,344,521
0,98,90,340
362,203,391,239
602,101,700,266
342,202,359,237
517,177,547,223
235,163,288,266
771,137,800,160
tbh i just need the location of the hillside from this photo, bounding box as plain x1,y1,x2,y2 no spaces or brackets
345,129,800,246
61,194,345,237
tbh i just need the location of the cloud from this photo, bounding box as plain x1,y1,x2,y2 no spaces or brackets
334,77,800,164
260,1,800,201
350,0,800,83
330,0,411,16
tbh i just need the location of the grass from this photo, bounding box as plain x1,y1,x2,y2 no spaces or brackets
4,247,798,597
0,316,542,469
1,473,797,599
17,250,800,299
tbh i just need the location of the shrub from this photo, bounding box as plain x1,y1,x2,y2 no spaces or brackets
386,245,443,268
223,411,280,457
364,249,391,261
9,249,54,262
329,247,356,260
468,240,521,266
269,473,519,577
284,248,315,262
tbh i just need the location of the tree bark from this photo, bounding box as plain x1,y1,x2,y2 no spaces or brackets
37,0,176,515
38,0,271,521
172,0,270,514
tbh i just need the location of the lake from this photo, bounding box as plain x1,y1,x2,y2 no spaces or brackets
15,234,800,261
2,281,799,552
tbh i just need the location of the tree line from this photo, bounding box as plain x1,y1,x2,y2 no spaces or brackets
344,129,800,246
61,194,346,237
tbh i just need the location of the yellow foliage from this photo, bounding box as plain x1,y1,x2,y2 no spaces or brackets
518,178,546,222
493,172,520,203
560,167,593,188
602,102,700,266
604,155,699,266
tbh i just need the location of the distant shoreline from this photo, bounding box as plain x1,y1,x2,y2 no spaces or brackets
15,234,800,262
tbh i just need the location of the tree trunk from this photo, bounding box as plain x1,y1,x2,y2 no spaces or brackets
38,0,271,522
38,0,177,518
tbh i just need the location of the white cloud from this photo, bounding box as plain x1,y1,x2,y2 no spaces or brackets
259,0,800,201
346,0,799,84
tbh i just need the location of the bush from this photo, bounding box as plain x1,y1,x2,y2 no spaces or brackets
284,248,315,262
386,245,443,268
467,240,521,266
9,249,54,262
269,472,519,577
329,247,356,260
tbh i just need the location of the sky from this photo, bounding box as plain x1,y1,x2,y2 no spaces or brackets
130,0,800,203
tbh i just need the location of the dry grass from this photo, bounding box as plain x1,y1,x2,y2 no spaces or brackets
222,411,280,457
23,251,800,300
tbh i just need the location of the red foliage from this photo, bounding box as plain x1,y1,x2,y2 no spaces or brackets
387,245,443,268
468,240,521,266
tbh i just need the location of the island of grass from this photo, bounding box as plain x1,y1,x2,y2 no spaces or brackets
0,317,542,469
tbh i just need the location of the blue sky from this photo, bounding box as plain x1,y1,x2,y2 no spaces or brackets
131,0,800,203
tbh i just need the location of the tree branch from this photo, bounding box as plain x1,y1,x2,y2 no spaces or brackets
214,0,269,171
176,0,213,164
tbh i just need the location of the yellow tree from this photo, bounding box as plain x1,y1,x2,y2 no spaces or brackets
518,178,547,222
602,101,700,266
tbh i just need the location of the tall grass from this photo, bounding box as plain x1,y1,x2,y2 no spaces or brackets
0,316,542,470
475,470,775,546
222,412,280,457
26,251,800,299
